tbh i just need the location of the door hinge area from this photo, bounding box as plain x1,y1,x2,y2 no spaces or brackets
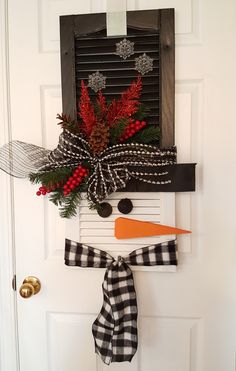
12,275,16,291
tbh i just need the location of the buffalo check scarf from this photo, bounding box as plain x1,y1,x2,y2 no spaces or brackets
65,238,178,365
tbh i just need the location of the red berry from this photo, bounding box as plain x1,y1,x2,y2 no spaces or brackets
36,191,41,196
39,186,44,191
42,190,47,196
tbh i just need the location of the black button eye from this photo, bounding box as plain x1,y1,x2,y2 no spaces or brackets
118,198,133,214
97,198,133,218
97,202,113,218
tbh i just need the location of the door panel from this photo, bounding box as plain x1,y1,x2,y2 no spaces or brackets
5,0,236,371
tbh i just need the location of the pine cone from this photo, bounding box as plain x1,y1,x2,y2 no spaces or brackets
89,123,110,155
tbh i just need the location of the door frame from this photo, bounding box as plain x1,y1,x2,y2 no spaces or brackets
0,0,19,370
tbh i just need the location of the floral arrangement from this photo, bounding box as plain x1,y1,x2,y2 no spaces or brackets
3,76,175,219
28,77,165,217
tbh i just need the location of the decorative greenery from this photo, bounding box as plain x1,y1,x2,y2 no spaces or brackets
128,125,160,144
109,119,128,144
29,167,73,187
57,189,83,219
30,76,161,218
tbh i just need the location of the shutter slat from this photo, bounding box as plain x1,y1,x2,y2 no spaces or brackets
76,70,159,79
75,32,159,44
75,61,159,71
74,27,160,126
75,53,159,62
76,76,159,85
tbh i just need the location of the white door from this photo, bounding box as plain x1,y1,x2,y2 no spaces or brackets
1,0,236,371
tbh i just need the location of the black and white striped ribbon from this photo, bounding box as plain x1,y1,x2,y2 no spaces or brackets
0,130,176,202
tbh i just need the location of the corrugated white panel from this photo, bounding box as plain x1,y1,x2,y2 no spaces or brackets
78,192,176,272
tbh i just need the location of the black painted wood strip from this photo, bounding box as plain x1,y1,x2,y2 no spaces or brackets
122,164,196,192
159,9,175,147
60,15,77,119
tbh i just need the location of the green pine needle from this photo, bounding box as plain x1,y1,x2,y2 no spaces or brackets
49,190,65,206
29,168,73,187
109,119,128,144
134,103,151,120
127,125,160,144
59,191,82,218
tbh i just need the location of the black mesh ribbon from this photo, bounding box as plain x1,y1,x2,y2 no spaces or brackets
0,130,176,202
65,238,178,364
0,140,50,178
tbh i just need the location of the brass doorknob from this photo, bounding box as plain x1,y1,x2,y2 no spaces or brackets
19,276,41,299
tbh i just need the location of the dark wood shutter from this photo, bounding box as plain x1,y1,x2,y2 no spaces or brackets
60,9,176,192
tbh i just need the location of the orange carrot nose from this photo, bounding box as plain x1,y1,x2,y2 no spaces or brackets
114,217,191,239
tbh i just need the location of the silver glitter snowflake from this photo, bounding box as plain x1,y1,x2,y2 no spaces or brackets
134,53,154,75
116,38,134,60
88,71,106,92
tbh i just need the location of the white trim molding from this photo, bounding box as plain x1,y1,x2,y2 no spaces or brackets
0,0,19,370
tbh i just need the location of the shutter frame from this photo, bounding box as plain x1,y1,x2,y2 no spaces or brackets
159,9,175,147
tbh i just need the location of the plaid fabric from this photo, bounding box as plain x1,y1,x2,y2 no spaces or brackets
65,238,178,364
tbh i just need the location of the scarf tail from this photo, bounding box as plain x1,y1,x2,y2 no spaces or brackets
92,261,138,364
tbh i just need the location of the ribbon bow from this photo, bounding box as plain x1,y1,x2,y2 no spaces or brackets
0,130,176,203
65,238,178,364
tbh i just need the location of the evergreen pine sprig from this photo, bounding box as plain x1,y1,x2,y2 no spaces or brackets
134,103,151,120
49,189,65,206
127,125,160,144
59,190,83,218
29,168,73,187
109,119,128,144
56,114,81,134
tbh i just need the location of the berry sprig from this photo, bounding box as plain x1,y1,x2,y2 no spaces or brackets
119,120,146,142
63,165,89,196
36,182,63,196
